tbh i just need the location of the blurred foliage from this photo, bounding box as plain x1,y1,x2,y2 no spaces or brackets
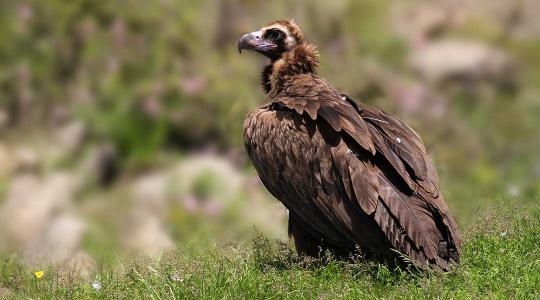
0,0,539,242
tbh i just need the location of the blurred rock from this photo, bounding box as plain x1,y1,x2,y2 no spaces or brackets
15,64,33,125
15,2,33,34
55,120,86,154
22,214,96,278
24,215,86,266
95,144,119,186
124,216,174,257
80,143,119,186
0,287,11,299
409,39,514,85
457,0,536,38
173,154,286,238
50,105,70,126
173,154,243,201
132,172,169,213
14,146,40,172
58,250,97,279
124,172,174,256
512,0,540,38
0,175,42,248
0,173,78,249
0,109,8,129
0,143,15,178
460,0,516,21
391,2,460,45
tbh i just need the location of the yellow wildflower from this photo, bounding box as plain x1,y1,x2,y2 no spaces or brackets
34,271,44,279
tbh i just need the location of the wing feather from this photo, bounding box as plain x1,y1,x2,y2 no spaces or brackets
244,93,461,269
343,95,440,196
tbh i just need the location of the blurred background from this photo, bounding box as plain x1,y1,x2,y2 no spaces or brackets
0,0,538,276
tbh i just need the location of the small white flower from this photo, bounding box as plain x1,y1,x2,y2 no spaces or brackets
500,231,508,238
147,266,159,275
92,281,102,290
170,273,182,282
507,185,520,197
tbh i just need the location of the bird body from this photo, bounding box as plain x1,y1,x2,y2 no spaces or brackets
239,20,461,269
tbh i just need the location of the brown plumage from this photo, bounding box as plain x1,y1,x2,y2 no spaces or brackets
239,20,461,270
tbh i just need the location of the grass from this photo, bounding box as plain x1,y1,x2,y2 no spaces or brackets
0,204,539,299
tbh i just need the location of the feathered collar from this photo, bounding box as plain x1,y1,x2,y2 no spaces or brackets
260,43,319,97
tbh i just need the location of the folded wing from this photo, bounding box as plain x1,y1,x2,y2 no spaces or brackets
243,94,461,269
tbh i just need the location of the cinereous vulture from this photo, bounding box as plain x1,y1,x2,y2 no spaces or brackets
238,20,461,270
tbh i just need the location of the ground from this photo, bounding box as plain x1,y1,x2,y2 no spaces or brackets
0,203,538,299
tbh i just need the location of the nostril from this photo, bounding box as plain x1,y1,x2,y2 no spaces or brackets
255,35,260,39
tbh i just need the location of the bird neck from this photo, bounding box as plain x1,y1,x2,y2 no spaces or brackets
260,64,273,94
261,43,319,97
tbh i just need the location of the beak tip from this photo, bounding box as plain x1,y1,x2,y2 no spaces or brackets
238,32,256,55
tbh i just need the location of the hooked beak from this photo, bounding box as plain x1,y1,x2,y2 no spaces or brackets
237,31,276,54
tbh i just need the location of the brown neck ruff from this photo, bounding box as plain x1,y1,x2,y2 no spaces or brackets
260,43,319,98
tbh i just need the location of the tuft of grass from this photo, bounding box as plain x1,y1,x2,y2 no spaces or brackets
0,204,539,299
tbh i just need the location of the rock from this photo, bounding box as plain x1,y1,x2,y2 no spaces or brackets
24,215,86,266
58,250,97,279
122,154,289,252
0,143,15,178
14,146,40,172
0,173,78,249
123,216,174,256
80,143,119,186
391,2,459,45
0,109,8,129
0,175,43,248
172,154,243,202
0,287,11,299
0,169,90,277
123,172,174,256
55,121,86,153
49,105,70,126
95,144,118,186
512,0,540,38
409,39,514,84
132,172,169,212
174,154,286,238
456,0,536,38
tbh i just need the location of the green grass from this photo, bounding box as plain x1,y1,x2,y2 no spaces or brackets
0,204,539,299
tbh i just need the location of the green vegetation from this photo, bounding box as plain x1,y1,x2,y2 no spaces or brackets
1,0,538,215
0,204,538,299
0,1,539,298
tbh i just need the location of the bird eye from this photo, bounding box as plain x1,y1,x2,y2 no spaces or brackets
269,30,282,40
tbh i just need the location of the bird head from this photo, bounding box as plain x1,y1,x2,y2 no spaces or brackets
239,20,319,95
238,19,305,61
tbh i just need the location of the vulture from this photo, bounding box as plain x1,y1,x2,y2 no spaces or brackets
238,20,461,270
